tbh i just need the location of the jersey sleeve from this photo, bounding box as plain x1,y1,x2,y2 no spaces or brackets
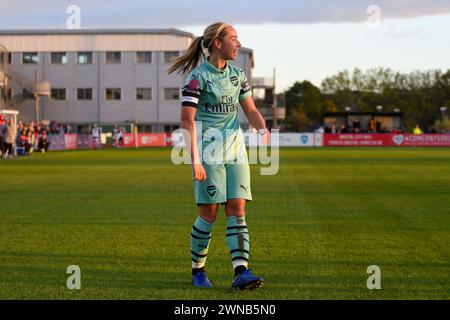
181,72,204,108
238,69,252,101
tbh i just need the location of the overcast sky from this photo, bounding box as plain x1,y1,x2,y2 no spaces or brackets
1,0,449,91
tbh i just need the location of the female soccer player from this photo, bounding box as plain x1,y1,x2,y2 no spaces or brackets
168,22,269,290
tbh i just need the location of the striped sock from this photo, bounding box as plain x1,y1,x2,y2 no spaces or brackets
191,216,213,269
226,216,250,269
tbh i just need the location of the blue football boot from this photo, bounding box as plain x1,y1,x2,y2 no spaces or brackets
231,269,264,290
192,272,213,288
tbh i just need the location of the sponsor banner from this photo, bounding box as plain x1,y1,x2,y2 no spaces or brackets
46,134,93,150
314,133,324,147
123,133,169,147
48,134,66,150
76,134,97,149
298,133,315,146
43,133,450,150
64,134,77,150
137,133,169,147
391,134,450,147
279,133,315,147
324,134,390,146
122,133,136,147
77,134,89,149
324,134,450,147
245,133,320,147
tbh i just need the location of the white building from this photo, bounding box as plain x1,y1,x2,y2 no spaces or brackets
0,29,254,133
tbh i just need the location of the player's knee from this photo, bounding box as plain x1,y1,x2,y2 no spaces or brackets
200,214,216,223
198,204,219,223
225,200,246,216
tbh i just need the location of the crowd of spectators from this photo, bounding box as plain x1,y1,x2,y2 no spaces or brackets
0,117,70,159
324,117,408,134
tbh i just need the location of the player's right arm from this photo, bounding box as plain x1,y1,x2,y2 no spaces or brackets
181,73,206,182
180,107,206,182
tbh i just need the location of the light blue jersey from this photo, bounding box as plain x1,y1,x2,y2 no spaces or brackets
182,58,252,131
182,58,252,162
181,58,253,204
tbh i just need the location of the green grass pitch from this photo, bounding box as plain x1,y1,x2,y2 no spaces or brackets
0,147,449,299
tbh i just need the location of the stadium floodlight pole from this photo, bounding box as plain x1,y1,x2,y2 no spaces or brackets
0,45,7,110
0,71,3,110
34,69,40,122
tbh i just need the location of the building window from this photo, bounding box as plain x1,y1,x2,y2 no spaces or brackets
164,51,180,63
77,52,93,64
22,52,38,64
7,88,12,99
136,88,152,100
51,88,67,100
105,52,121,64
164,125,179,132
22,88,33,98
0,52,12,64
105,88,121,100
164,88,180,100
50,52,67,64
136,51,152,63
77,88,93,100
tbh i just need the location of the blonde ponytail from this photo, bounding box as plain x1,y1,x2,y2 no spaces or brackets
167,22,232,75
167,36,204,75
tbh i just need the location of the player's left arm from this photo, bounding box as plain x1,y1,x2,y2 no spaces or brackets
240,96,270,143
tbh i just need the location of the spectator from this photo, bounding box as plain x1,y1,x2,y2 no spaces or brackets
369,118,376,133
28,122,36,155
23,127,34,156
339,124,348,133
376,120,382,133
38,130,51,153
0,115,5,157
118,127,125,146
91,124,100,150
315,126,324,133
16,121,25,146
413,124,422,135
113,125,120,147
2,118,16,159
113,125,124,147
352,118,361,133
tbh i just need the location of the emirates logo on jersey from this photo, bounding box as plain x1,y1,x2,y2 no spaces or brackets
221,96,232,103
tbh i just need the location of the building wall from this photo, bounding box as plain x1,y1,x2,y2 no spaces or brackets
0,31,254,131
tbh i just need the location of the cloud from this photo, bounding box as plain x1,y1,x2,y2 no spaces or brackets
0,0,450,29
381,26,424,39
